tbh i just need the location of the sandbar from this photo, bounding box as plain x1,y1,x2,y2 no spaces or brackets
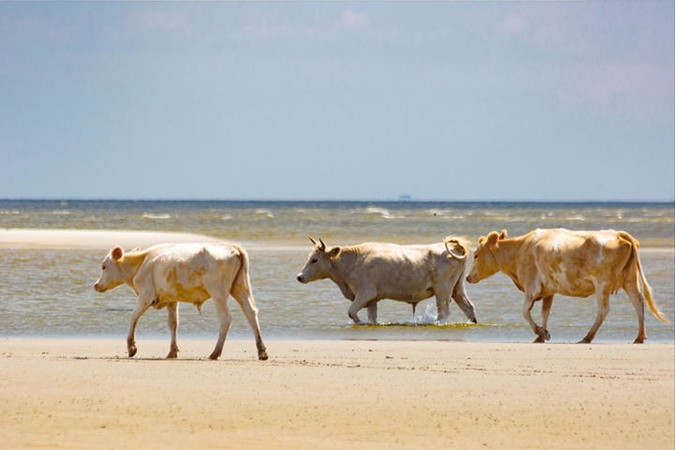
0,228,218,250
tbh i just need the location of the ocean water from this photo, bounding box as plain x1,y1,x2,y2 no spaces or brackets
0,200,673,344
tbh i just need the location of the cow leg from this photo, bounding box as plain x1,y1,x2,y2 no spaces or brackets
411,303,421,324
367,302,378,324
540,296,554,338
452,283,478,324
523,296,550,343
127,300,150,358
435,293,451,323
579,290,611,344
209,295,233,360
231,284,268,361
348,290,376,324
624,282,647,344
166,303,179,359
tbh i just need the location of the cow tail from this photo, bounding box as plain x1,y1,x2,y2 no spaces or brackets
444,238,467,261
621,232,669,324
234,245,257,307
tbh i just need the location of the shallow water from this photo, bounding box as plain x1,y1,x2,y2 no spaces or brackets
0,200,673,343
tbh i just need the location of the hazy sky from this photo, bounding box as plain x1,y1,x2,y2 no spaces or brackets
1,1,673,201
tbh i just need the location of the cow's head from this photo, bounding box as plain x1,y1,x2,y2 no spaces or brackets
466,230,507,284
296,236,340,284
94,247,126,293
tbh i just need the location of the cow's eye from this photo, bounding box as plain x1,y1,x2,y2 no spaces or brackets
310,258,318,264
102,264,106,270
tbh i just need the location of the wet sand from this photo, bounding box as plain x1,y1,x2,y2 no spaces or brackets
1,338,673,450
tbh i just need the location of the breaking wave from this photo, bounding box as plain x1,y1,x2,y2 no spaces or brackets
142,213,171,220
364,207,394,219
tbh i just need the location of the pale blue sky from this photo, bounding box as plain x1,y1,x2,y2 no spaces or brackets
1,1,673,201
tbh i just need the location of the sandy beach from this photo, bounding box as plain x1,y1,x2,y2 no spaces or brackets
1,338,673,450
1,229,673,449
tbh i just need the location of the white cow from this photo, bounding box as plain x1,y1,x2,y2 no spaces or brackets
296,237,477,324
94,242,268,360
466,228,669,343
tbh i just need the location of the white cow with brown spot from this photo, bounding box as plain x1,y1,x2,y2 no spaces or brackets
466,228,669,343
296,237,477,324
94,242,268,360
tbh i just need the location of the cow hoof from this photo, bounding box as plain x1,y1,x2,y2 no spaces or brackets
533,336,546,343
128,346,137,357
578,332,595,343
633,338,645,344
259,351,269,361
208,352,220,360
534,327,550,342
166,352,178,359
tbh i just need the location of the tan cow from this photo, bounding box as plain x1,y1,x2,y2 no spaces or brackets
94,242,268,360
466,228,669,343
296,237,477,324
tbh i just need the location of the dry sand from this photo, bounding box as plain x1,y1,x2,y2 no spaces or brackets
1,338,673,450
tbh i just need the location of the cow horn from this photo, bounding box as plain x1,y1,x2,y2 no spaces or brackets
308,236,326,251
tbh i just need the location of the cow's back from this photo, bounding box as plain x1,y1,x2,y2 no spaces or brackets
142,243,244,304
351,242,464,300
524,229,633,297
356,242,456,273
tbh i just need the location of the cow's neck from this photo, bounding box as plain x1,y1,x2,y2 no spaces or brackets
328,247,358,301
121,251,149,285
493,240,525,291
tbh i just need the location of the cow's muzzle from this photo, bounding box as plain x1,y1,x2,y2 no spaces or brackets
296,274,306,283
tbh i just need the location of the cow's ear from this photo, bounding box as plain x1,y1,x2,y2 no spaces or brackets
499,230,508,240
308,236,317,246
486,232,500,246
328,246,340,258
478,236,486,245
111,247,124,260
